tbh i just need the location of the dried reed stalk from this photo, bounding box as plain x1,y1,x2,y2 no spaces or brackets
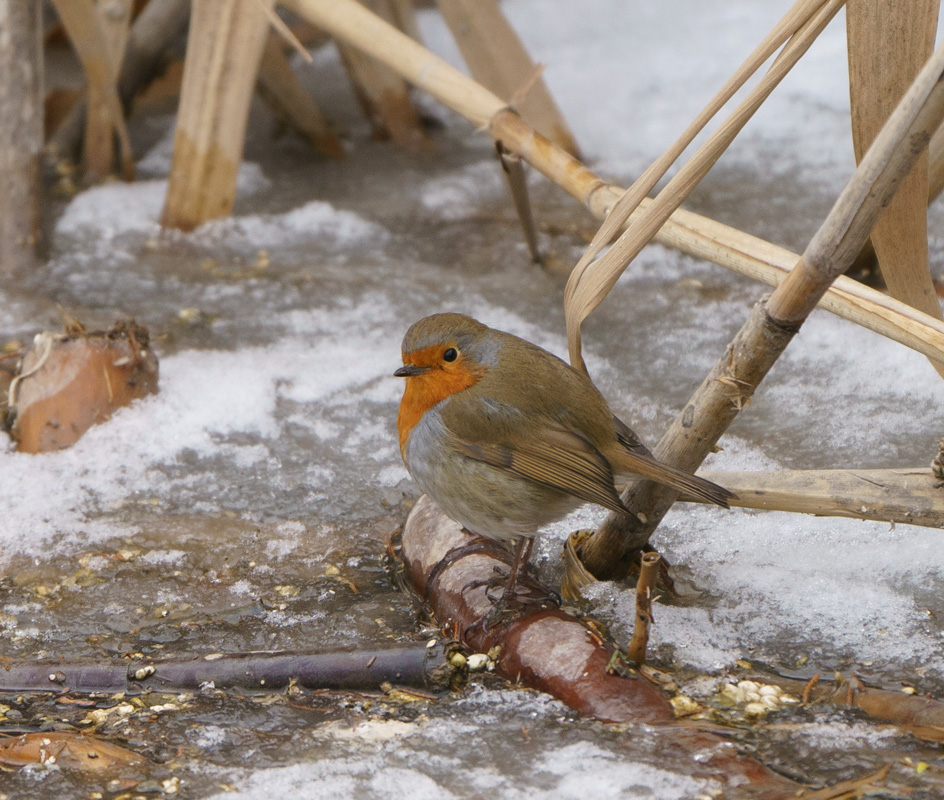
160,0,274,231
257,32,345,159
49,0,191,164
336,0,432,152
51,0,134,181
0,0,43,273
697,468,944,528
577,38,944,581
847,0,943,377
436,0,579,156
563,0,844,373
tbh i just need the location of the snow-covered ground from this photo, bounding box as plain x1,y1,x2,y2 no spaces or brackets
1,1,942,797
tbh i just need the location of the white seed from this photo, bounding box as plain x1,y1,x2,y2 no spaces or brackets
466,654,490,672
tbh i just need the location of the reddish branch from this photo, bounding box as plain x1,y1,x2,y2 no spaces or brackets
400,495,801,798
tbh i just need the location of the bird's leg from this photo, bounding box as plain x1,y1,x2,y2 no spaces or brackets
500,536,533,604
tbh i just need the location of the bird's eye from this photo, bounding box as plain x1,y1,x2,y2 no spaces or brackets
443,347,458,363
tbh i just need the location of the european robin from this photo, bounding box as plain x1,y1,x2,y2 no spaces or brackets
394,313,733,599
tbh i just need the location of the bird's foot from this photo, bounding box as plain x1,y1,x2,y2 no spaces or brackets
462,567,559,632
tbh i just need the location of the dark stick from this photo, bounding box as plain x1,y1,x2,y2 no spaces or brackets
0,644,454,695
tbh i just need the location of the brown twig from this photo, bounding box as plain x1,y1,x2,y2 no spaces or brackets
625,552,661,664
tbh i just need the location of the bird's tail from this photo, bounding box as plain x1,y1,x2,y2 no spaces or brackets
610,449,735,508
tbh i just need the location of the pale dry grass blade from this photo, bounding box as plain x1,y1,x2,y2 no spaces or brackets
259,0,313,64
847,0,943,378
437,0,580,156
563,0,845,373
565,0,832,312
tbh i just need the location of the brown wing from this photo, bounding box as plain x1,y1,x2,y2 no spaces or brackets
447,424,637,520
608,447,735,508
613,415,653,457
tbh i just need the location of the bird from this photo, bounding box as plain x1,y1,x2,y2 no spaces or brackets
394,312,733,605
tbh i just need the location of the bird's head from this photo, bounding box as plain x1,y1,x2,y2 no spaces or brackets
394,314,500,454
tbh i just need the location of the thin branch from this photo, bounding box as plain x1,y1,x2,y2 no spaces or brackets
0,645,454,694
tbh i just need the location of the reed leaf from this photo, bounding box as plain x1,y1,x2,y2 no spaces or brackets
847,0,943,377
563,0,844,373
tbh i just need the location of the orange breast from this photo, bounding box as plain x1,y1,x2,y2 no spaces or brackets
397,359,483,458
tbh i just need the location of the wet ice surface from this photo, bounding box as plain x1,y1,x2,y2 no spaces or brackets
2,0,944,797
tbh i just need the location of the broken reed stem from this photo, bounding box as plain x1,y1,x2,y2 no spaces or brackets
496,143,540,262
160,0,274,230
288,0,944,368
578,39,944,579
625,552,660,664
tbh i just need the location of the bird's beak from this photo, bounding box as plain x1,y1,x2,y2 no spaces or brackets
394,364,430,377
